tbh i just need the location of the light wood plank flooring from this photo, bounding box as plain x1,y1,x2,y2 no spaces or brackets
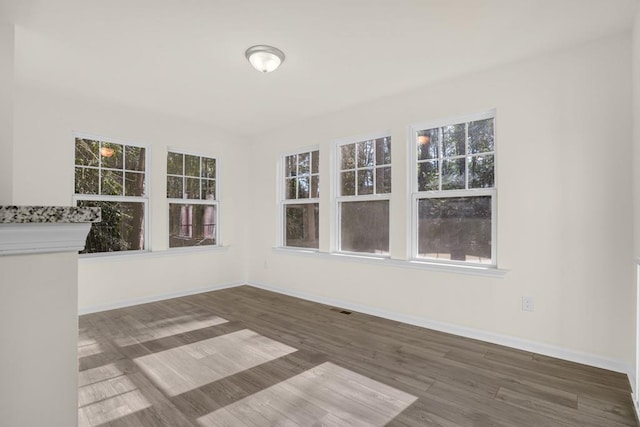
78,285,638,426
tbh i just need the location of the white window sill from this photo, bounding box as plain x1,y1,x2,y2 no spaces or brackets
272,247,508,278
79,245,230,262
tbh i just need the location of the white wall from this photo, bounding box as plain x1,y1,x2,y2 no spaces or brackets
12,27,249,311
632,4,640,403
0,252,79,426
633,0,640,260
247,34,635,367
0,24,13,204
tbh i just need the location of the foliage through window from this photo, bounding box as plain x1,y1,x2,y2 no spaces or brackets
337,136,391,255
413,112,496,265
74,136,147,254
167,151,218,248
282,149,319,249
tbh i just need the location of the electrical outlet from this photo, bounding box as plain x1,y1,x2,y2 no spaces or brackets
522,296,534,312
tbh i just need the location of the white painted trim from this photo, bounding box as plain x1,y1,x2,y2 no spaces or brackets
410,109,496,135
277,146,321,248
78,280,244,315
271,246,507,278
247,281,632,376
72,132,152,253
0,222,91,255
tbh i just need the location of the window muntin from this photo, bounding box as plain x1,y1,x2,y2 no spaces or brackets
413,113,496,266
74,136,148,254
417,117,494,191
339,137,391,196
167,150,218,248
281,149,319,249
336,135,391,255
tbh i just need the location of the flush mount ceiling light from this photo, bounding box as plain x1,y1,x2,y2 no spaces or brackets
245,45,285,73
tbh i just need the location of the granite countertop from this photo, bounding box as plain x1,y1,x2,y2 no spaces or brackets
0,206,101,224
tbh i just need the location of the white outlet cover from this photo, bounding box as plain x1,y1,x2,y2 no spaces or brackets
522,297,534,311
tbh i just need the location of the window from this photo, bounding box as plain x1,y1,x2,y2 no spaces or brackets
167,150,218,248
281,149,319,249
411,111,496,266
73,136,148,254
336,135,391,255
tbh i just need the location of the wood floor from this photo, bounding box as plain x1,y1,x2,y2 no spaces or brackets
78,285,638,426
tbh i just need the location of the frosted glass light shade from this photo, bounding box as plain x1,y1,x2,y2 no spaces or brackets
245,45,285,73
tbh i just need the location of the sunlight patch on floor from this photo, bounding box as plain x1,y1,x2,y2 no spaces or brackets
78,370,151,427
112,314,229,347
134,329,298,396
197,362,418,427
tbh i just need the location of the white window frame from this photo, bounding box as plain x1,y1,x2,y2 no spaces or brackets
167,148,220,250
277,145,320,250
333,131,392,257
72,132,150,257
408,110,497,267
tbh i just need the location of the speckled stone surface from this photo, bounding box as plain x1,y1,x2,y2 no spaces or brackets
0,206,101,223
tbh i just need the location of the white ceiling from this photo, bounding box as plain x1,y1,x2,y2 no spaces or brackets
2,0,639,137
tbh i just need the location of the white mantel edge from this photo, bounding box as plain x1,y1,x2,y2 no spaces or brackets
0,222,92,256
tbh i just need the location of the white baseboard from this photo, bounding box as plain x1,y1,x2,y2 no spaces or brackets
248,281,634,380
78,280,245,315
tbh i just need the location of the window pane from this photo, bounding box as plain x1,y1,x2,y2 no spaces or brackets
469,155,495,188
185,154,200,177
125,146,145,171
357,140,375,168
469,118,494,154
375,137,391,165
298,152,310,175
442,124,466,157
169,203,216,247
201,157,216,179
285,178,297,200
340,200,389,255
357,169,374,195
341,171,355,196
75,139,99,167
311,150,319,174
285,154,297,177
341,144,355,170
442,158,465,190
101,169,123,196
417,196,492,264
75,167,99,194
100,142,124,169
185,177,200,199
417,128,439,160
297,176,309,199
78,200,145,253
167,176,183,198
284,203,319,249
125,172,145,196
310,175,319,199
202,179,216,200
167,152,184,175
418,161,439,191
376,166,391,194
